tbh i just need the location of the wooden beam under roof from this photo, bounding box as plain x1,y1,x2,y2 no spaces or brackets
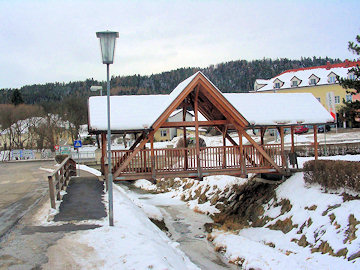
160,120,229,128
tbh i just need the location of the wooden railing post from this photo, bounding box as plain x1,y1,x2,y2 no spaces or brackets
314,125,318,160
151,136,156,181
48,176,56,209
280,127,285,168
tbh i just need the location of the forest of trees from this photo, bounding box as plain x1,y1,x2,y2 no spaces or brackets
0,56,345,152
0,56,342,105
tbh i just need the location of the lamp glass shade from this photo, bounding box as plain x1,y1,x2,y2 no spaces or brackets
96,31,119,64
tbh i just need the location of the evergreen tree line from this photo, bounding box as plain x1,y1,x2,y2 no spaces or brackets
0,56,342,105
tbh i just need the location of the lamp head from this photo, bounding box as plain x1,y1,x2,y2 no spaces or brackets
96,31,119,64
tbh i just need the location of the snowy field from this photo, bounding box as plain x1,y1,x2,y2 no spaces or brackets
19,153,360,269
133,155,360,270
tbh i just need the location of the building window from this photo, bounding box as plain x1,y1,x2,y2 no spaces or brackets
346,94,352,102
160,129,167,137
349,73,356,80
335,96,340,104
274,82,280,89
329,76,336,83
291,80,298,87
309,78,317,85
316,97,321,102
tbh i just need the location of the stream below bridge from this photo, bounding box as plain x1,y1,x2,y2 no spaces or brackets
118,182,241,270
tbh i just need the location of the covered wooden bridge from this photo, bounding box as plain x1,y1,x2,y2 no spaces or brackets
88,72,333,181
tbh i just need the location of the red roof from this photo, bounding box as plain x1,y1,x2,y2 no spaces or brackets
277,60,360,76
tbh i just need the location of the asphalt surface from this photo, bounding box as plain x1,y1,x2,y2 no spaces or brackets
0,160,56,238
0,166,106,270
54,176,106,222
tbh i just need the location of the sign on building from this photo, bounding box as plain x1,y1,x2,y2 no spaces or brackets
326,92,336,120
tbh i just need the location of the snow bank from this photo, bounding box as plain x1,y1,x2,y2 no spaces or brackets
41,167,198,269
208,155,360,269
134,179,157,191
155,175,248,215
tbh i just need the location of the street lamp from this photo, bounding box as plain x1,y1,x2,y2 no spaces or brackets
96,30,119,226
90,85,103,96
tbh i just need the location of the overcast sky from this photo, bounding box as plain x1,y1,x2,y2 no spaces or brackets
0,0,359,89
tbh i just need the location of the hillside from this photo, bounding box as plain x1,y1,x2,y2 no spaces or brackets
0,57,342,105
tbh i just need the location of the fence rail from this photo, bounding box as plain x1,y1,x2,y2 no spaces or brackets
47,157,77,208
111,144,284,176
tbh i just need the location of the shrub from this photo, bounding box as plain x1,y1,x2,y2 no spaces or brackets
303,160,360,192
55,154,68,164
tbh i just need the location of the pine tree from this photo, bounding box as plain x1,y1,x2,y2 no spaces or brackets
339,34,360,93
10,89,24,106
338,34,360,127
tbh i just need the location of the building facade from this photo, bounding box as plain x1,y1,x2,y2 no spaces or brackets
253,60,360,115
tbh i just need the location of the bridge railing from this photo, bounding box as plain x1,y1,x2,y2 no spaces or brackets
111,143,284,175
48,157,77,209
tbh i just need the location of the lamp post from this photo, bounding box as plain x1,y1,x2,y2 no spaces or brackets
96,31,119,226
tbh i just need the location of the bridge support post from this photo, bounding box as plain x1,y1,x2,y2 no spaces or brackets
194,86,202,179
280,127,285,168
183,105,188,170
238,130,247,178
150,135,156,183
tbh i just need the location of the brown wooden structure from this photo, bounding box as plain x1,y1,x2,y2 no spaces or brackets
89,72,329,181
48,157,77,208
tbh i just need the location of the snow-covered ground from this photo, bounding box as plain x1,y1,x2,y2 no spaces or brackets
37,168,199,270
17,153,360,269
134,155,360,270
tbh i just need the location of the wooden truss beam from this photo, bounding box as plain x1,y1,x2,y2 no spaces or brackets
160,120,229,128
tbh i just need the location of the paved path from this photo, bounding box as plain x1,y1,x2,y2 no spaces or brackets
0,169,106,270
54,175,106,222
0,160,56,238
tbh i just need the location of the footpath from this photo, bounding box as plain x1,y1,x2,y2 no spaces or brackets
0,171,106,270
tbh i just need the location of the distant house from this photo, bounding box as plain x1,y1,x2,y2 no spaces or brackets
252,60,360,118
154,109,193,142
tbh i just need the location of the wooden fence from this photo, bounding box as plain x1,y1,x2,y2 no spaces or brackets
295,142,360,157
48,157,77,209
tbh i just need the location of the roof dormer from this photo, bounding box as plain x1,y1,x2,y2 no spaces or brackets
308,74,320,86
254,79,269,91
273,78,284,89
290,76,302,87
327,72,338,84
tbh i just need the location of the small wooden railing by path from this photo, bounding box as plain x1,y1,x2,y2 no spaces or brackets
111,144,283,180
48,157,77,209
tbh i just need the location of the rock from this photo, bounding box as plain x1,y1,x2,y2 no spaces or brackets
344,214,360,244
335,248,348,258
198,193,207,204
210,194,219,205
322,204,341,216
311,241,334,255
348,250,360,261
267,217,297,234
280,199,292,214
298,235,309,247
305,205,317,211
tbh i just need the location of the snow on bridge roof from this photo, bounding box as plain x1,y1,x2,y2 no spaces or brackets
88,72,333,132
224,93,333,126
